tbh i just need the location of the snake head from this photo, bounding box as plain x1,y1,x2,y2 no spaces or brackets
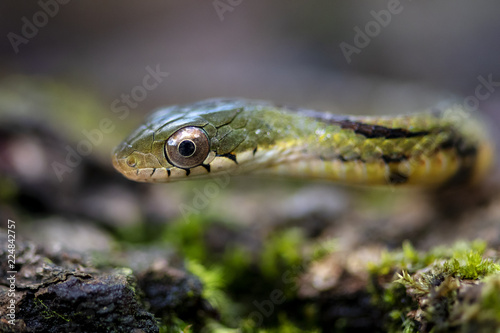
112,98,269,182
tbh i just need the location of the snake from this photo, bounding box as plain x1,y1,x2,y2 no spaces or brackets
112,98,494,187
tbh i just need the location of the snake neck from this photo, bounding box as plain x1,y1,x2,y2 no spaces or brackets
238,106,492,186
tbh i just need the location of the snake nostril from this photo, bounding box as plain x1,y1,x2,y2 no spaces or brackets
126,155,137,168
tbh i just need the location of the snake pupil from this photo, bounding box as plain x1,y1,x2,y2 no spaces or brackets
178,140,196,157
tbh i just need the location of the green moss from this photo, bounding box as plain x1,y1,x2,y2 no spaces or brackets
114,223,153,244
478,275,500,320
162,215,210,261
116,211,500,332
220,245,253,282
369,240,493,278
186,260,229,310
159,316,192,333
236,313,320,333
394,270,430,296
440,251,500,280
369,240,500,332
0,176,18,202
34,298,70,322
266,313,320,333
368,240,437,277
161,215,253,287
309,238,337,262
259,228,306,280
157,215,325,331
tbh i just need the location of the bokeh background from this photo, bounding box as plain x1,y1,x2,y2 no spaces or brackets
2,1,500,332
3,1,500,111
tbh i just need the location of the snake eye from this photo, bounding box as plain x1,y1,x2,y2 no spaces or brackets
165,126,210,169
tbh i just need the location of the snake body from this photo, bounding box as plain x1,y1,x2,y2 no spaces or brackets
112,98,493,186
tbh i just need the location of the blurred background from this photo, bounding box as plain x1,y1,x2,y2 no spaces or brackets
3,1,500,110
1,1,500,331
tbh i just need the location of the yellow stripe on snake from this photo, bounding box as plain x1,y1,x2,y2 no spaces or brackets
112,98,494,187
